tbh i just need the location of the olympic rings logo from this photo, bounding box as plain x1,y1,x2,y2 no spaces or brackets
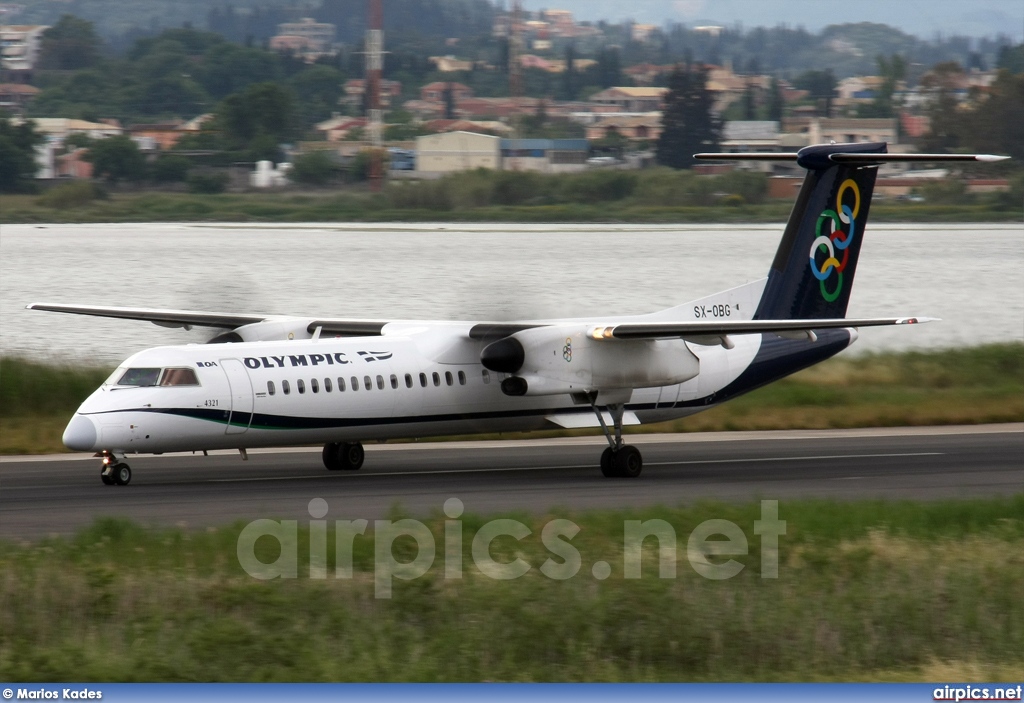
808,178,860,302
562,338,572,362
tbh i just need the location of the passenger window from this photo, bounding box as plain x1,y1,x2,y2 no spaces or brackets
116,368,161,387
458,371,466,385
377,375,385,390
283,380,291,395
159,368,201,386
482,369,491,384
419,373,427,388
445,371,453,386
311,378,319,393
405,373,413,388
268,381,276,396
338,377,346,392
432,372,440,387
325,378,332,393
351,376,359,391
364,375,372,391
390,374,398,389
297,379,306,394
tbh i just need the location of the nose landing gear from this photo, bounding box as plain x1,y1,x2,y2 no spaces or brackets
99,452,132,486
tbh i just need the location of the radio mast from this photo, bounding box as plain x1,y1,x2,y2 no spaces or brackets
366,0,384,191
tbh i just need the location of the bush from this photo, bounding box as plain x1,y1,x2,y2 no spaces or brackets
559,170,638,203
186,171,229,194
150,154,191,183
36,180,107,209
289,150,337,185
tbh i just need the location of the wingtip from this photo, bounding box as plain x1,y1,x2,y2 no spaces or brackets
976,155,1011,162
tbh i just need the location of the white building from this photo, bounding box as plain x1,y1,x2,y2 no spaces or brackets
1,24,48,76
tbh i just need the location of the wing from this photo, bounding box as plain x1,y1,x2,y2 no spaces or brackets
27,302,391,336
589,316,936,346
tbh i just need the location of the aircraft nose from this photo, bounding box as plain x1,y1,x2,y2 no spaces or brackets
63,414,97,452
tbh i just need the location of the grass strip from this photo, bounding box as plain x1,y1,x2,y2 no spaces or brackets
1,191,1021,224
1,496,1022,681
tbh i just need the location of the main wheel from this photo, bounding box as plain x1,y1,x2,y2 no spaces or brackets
613,445,643,478
600,447,617,477
100,467,115,485
323,443,342,471
340,442,364,471
113,463,132,486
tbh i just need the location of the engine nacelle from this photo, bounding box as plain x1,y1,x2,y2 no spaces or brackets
481,325,699,396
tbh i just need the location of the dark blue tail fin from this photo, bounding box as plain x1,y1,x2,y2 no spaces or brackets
752,142,885,320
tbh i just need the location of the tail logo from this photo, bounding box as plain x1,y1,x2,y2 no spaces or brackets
809,178,860,302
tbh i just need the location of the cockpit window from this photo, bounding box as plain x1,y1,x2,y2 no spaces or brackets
115,368,162,387
159,368,200,386
109,367,201,387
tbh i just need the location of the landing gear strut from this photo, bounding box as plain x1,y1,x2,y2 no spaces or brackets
322,442,365,471
591,400,643,478
100,452,131,486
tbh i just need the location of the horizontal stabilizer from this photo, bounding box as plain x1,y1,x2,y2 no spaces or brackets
589,316,937,341
695,150,1009,168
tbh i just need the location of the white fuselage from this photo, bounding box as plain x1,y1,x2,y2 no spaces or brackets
63,325,780,455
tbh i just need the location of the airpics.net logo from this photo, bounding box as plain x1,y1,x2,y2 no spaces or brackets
236,498,787,598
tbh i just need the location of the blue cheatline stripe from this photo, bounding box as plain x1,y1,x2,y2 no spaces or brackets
84,331,851,433
0,683,1010,702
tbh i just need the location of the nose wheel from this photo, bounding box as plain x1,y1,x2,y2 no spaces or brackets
100,455,132,486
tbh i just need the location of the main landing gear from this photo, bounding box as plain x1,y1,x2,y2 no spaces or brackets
591,401,643,478
99,452,132,486
322,442,365,471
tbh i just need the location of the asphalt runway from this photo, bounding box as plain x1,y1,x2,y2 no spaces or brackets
1,424,1021,538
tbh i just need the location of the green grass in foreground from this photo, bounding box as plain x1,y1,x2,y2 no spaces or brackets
2,343,1021,454
1,496,1022,681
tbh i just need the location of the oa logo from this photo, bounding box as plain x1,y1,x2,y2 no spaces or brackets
562,338,572,362
809,178,860,302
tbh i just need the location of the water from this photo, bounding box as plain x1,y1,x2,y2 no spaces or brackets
1,222,1021,364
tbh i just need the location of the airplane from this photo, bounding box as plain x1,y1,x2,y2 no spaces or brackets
28,142,1008,486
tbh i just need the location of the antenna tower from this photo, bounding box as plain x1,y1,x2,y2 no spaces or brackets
509,0,524,99
366,0,384,191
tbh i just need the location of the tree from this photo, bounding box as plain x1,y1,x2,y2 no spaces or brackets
38,15,101,71
443,82,456,120
216,82,294,151
84,135,147,185
289,150,337,185
0,117,44,193
793,69,836,117
858,53,906,118
656,63,722,169
766,77,785,121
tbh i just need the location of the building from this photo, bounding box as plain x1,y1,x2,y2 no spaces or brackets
0,81,38,113
719,121,785,172
270,18,336,59
588,87,667,113
0,24,47,80
342,78,402,110
128,121,185,150
420,82,473,103
415,131,501,173
584,114,662,142
429,55,473,73
500,138,589,173
26,117,123,140
315,115,368,142
782,117,898,146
